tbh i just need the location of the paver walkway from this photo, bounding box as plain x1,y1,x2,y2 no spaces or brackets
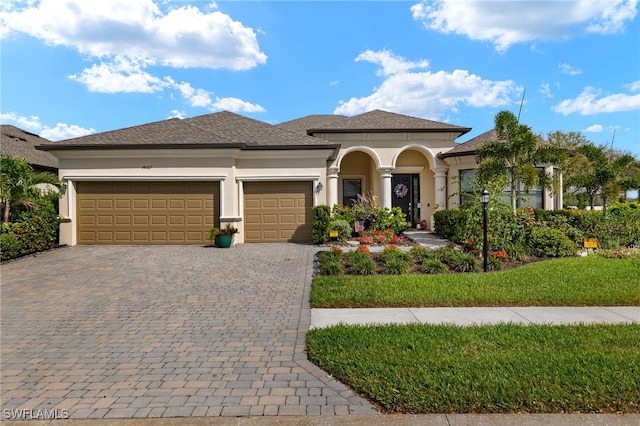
0,245,376,419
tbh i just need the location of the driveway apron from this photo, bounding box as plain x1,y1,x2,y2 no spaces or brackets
0,245,376,419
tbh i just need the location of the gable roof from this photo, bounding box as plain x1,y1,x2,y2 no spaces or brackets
186,111,333,147
37,111,338,152
276,114,350,134
279,110,471,136
1,125,58,171
438,129,497,159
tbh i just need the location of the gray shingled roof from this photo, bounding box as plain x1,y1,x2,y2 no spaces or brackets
276,114,350,134
1,125,58,170
186,111,334,147
279,110,471,135
38,111,337,151
439,129,497,159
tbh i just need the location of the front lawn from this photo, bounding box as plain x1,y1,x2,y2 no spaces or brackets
311,256,640,308
306,323,640,413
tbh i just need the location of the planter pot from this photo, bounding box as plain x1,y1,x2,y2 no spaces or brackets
214,234,234,248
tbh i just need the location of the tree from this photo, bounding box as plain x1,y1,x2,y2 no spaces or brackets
0,155,61,223
475,110,567,212
565,144,635,210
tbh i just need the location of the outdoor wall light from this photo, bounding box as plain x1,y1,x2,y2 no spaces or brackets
315,182,323,194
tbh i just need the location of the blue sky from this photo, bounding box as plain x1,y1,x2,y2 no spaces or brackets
1,0,639,157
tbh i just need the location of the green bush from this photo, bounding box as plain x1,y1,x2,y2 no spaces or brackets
331,204,409,235
421,259,447,274
318,249,344,275
529,226,576,258
409,246,433,264
381,246,411,275
433,209,467,239
347,249,376,275
486,256,504,271
312,205,331,244
443,250,479,273
329,219,353,243
1,192,61,261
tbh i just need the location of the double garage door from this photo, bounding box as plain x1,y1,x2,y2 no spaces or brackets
76,181,219,244
76,181,312,244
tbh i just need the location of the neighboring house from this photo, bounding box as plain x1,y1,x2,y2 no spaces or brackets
1,125,59,173
36,110,559,246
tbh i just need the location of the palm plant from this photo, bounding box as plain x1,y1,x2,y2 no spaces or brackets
475,110,567,212
1,155,62,223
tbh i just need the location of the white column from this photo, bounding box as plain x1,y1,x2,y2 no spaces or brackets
379,167,394,209
327,166,339,207
433,167,448,209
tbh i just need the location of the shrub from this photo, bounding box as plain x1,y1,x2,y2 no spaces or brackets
347,248,376,275
329,219,353,242
433,209,467,239
312,205,331,244
529,226,576,258
409,246,433,264
318,248,344,275
486,256,504,271
443,250,479,273
1,192,61,261
381,245,411,275
421,259,447,274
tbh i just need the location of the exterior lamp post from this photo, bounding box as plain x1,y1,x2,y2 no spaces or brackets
480,189,490,272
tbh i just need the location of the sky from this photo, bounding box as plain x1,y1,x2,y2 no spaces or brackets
1,0,639,158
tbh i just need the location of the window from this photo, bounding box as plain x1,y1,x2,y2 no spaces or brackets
459,168,544,208
342,178,362,205
459,170,477,206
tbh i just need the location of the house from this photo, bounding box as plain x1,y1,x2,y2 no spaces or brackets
36,110,558,246
1,125,58,173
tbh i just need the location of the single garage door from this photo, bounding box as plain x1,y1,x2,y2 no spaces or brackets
244,181,312,243
76,181,219,244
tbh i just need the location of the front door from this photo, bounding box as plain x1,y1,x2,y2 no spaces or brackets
391,174,420,228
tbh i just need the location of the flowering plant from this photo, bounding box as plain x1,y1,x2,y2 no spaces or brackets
209,224,239,240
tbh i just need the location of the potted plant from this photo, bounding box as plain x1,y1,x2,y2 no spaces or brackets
209,224,238,248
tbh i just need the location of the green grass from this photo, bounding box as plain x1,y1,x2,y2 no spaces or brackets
306,323,640,413
311,257,640,308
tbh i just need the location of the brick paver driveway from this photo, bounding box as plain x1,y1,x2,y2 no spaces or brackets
1,245,376,419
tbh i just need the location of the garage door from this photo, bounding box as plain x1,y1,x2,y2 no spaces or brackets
76,181,219,244
244,181,312,243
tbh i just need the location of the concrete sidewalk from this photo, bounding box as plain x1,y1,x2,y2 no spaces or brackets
310,306,640,328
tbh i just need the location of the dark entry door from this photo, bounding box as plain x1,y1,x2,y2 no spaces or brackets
391,174,419,228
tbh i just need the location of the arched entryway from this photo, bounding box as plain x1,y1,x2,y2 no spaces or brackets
337,150,379,206
392,148,435,229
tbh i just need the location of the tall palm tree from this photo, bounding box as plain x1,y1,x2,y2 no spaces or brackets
475,110,567,212
1,155,61,223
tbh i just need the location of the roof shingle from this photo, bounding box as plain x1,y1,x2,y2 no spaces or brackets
1,125,58,170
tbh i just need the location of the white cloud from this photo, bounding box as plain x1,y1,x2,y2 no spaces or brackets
174,81,214,108
539,83,552,98
553,85,640,115
355,50,429,77
628,80,640,91
167,110,187,119
0,112,95,141
411,0,638,52
335,50,518,118
1,0,267,70
41,123,96,141
586,124,604,132
212,97,265,113
559,63,582,76
69,57,168,93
